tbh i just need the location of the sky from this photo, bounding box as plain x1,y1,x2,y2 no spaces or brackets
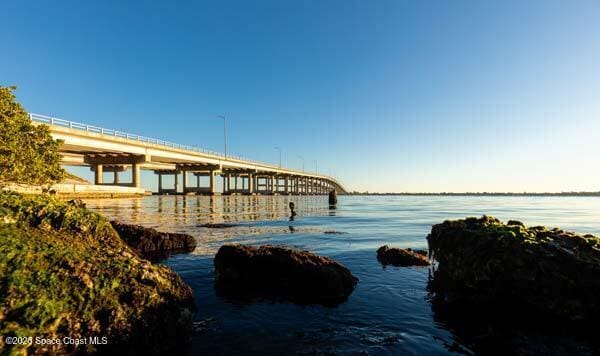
2,0,600,192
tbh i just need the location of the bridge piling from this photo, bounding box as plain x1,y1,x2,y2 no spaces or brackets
94,164,103,185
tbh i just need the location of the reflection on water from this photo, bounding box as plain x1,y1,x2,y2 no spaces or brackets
85,195,334,256
84,195,600,355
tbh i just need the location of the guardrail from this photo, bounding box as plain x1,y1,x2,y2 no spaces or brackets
29,113,340,184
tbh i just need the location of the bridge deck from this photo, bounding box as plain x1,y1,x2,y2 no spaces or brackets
30,113,346,194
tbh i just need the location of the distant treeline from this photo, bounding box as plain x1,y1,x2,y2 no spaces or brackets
345,192,600,197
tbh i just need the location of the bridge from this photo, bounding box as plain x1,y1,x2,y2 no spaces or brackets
30,113,346,195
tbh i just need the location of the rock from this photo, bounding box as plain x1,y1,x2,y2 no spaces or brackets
328,190,338,205
214,244,358,304
197,223,239,228
427,215,600,321
111,221,196,259
0,192,194,355
507,220,524,226
67,198,86,208
376,245,430,266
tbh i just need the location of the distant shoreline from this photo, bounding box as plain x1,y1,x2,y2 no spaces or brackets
344,192,600,197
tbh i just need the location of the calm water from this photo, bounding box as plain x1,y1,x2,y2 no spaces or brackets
85,195,600,355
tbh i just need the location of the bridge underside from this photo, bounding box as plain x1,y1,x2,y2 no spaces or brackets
60,152,342,196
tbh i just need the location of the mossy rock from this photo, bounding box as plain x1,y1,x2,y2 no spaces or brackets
0,192,194,354
427,215,600,321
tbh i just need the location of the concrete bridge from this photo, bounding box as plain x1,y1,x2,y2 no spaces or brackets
30,114,346,195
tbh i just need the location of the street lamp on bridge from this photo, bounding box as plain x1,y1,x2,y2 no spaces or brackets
297,155,304,172
274,147,282,168
217,115,228,157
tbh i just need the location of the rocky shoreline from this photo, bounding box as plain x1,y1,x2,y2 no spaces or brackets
427,216,600,321
3,189,600,353
0,192,195,354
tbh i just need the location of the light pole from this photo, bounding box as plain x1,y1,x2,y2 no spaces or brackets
217,115,227,157
313,160,318,174
275,147,282,168
297,155,304,172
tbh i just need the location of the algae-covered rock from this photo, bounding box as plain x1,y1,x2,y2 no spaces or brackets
427,215,600,321
214,244,358,305
376,245,430,267
111,221,196,260
0,192,194,354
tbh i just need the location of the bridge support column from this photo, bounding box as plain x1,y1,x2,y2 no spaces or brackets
248,173,254,194
174,172,179,193
158,173,163,193
182,170,188,194
113,171,119,184
132,163,141,188
209,171,215,195
284,177,289,195
94,164,103,185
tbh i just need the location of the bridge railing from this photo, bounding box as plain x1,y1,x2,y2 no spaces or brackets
29,113,340,184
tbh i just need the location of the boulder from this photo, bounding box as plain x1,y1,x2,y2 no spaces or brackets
427,215,600,321
214,244,358,304
376,245,430,266
111,221,196,259
0,192,194,355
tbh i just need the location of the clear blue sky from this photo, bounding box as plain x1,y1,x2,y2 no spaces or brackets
3,0,600,192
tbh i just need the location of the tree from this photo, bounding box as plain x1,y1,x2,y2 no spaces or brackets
0,86,64,187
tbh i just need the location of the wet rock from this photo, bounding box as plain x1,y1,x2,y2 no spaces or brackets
111,221,196,259
413,249,428,256
427,215,600,321
197,223,239,228
507,220,524,226
376,245,430,267
214,244,358,305
67,198,86,208
0,192,194,355
323,230,347,234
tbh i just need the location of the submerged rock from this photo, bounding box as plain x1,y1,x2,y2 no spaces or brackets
324,230,347,234
111,221,196,259
376,245,430,267
197,223,239,228
427,215,600,321
214,244,358,305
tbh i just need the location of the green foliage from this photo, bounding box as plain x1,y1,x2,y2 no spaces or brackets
0,86,64,187
0,192,194,354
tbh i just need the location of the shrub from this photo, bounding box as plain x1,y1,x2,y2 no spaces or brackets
0,86,64,187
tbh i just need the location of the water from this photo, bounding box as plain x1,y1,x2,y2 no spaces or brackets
85,195,600,355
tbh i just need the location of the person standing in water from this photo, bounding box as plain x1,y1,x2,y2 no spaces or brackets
289,202,297,221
